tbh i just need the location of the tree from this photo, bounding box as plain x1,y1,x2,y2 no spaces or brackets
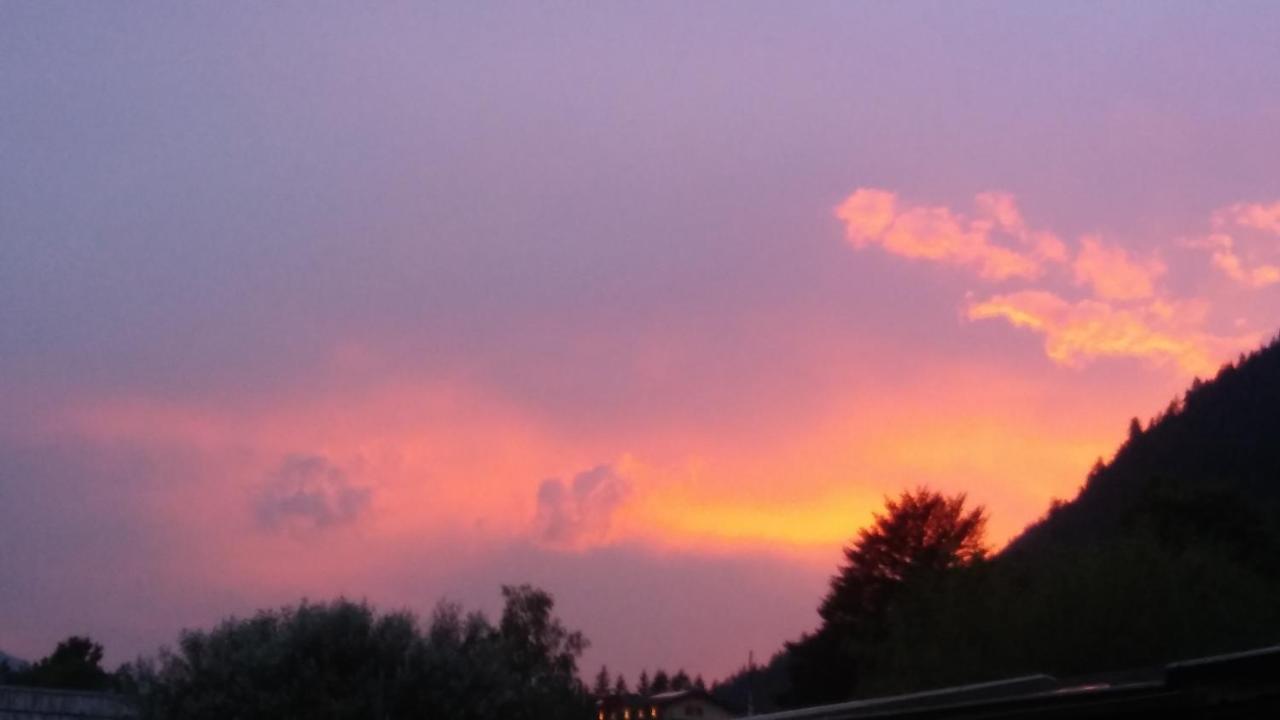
15,636,111,691
127,587,593,720
497,583,590,719
637,670,651,696
784,488,988,706
593,666,612,697
671,669,691,691
819,489,988,628
650,669,670,694
613,674,629,695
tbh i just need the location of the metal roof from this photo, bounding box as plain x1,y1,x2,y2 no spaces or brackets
0,685,136,720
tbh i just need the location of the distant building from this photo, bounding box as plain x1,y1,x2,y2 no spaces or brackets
0,685,136,720
598,689,734,720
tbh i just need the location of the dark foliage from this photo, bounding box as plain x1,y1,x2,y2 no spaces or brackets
781,488,989,706
739,335,1280,708
1010,337,1280,564
122,585,591,720
3,636,114,691
710,650,790,715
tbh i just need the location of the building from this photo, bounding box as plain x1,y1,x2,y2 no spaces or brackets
0,685,136,720
598,689,735,720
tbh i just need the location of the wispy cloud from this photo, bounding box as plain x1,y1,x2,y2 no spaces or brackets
1193,234,1280,288
1215,201,1280,236
834,188,1065,280
966,291,1231,375
837,187,1270,377
1190,201,1280,288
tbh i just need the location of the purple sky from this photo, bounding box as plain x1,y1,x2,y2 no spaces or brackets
3,2,1280,681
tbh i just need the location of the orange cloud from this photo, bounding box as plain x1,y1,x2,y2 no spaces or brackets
966,290,1251,377
1072,236,1165,300
835,188,1063,280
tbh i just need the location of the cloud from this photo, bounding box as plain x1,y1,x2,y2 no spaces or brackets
834,188,1065,280
1194,233,1280,288
1214,201,1280,236
533,464,631,549
966,290,1235,376
255,455,372,532
1072,236,1165,300
1192,201,1280,287
836,188,1276,376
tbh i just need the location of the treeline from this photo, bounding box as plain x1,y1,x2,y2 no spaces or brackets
589,665,707,698
5,585,594,720
0,636,119,692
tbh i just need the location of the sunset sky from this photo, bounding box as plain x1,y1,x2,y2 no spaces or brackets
4,2,1280,680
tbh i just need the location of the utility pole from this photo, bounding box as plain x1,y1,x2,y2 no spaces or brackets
747,650,755,717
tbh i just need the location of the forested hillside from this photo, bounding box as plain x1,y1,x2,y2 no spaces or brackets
1010,337,1280,566
718,336,1280,709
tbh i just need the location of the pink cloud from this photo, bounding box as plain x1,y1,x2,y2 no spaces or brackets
1214,201,1280,236
1195,201,1280,287
834,188,1063,280
1072,236,1165,300
1197,233,1280,288
837,188,1276,377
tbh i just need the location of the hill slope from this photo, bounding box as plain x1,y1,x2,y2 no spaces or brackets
1008,335,1280,571
718,335,1280,706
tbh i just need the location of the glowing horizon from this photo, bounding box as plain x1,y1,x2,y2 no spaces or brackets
4,2,1280,682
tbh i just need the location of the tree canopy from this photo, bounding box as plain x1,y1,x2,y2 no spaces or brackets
2,636,113,691
124,586,591,720
783,488,989,706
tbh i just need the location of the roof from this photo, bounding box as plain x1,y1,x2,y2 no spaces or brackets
748,644,1280,720
0,685,136,719
599,689,732,713
649,689,723,706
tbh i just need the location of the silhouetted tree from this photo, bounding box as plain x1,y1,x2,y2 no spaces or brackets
711,651,790,715
784,488,988,706
637,670,651,696
671,669,691,691
613,674,629,695
650,669,670,694
127,587,593,720
13,636,111,691
593,666,612,697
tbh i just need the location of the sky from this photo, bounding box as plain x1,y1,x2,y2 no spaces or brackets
3,1,1280,681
